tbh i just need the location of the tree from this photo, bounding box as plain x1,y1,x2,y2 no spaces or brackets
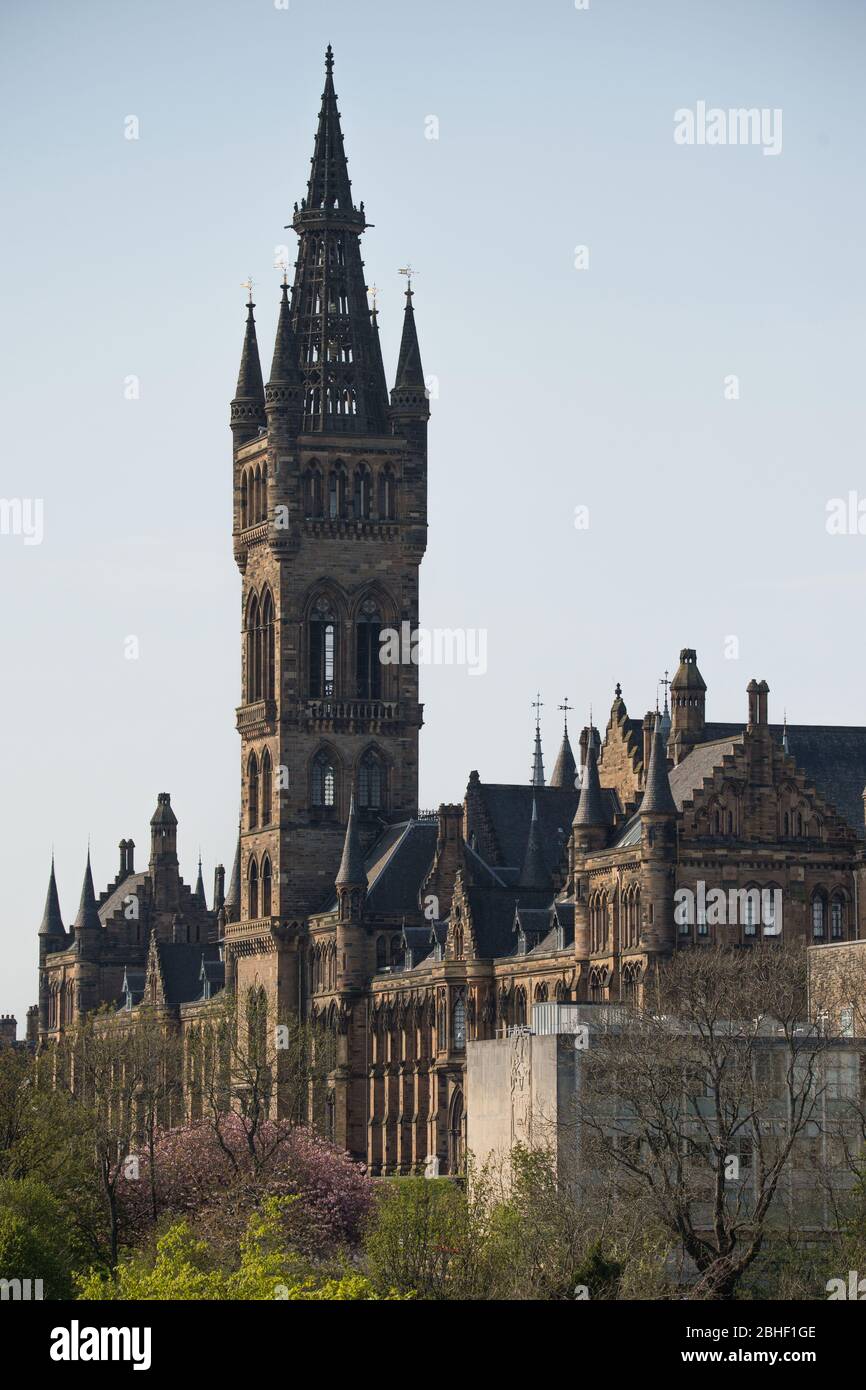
579,943,832,1299
77,1199,407,1301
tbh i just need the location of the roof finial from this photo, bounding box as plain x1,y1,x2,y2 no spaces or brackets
782,709,789,755
558,697,573,734
530,693,545,787
325,43,334,76
398,264,417,295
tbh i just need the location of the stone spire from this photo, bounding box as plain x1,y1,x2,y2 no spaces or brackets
39,855,64,937
230,292,266,445
194,855,206,906
336,793,367,888
573,737,606,827
289,45,387,434
520,795,549,890
73,849,100,936
530,694,545,787
641,716,677,816
550,698,576,789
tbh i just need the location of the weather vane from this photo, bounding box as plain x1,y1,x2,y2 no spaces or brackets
558,697,573,732
367,282,379,311
398,265,418,290
531,692,543,730
241,277,254,304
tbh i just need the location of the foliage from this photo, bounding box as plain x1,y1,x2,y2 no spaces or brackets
0,1176,76,1299
77,1199,407,1301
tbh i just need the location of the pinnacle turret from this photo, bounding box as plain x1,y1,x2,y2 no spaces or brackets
390,285,429,422
230,295,266,445
39,856,64,938
641,716,677,816
336,794,367,888
73,849,100,935
265,276,303,432
573,738,606,827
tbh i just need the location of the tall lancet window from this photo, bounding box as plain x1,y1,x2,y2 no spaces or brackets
248,858,259,920
260,587,275,701
261,748,272,827
378,466,396,521
312,750,336,809
355,598,382,699
309,597,337,698
261,856,272,917
245,593,261,702
353,464,371,520
358,748,385,811
248,752,259,830
328,466,347,519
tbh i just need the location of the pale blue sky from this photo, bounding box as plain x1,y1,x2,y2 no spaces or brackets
2,0,865,1023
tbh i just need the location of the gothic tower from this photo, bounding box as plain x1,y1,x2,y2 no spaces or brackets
227,46,429,1068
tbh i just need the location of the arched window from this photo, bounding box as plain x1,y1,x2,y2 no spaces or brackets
378,466,396,521
391,935,404,970
305,466,323,517
261,748,272,826
248,752,259,829
260,588,275,701
811,891,826,940
248,858,259,920
376,935,387,970
623,963,640,1004
241,470,250,529
311,750,336,809
356,598,382,699
358,747,386,811
328,466,347,520
253,465,263,524
514,987,527,1027
452,996,466,1051
309,596,337,698
261,855,272,917
245,593,260,702
831,893,845,940
353,464,371,520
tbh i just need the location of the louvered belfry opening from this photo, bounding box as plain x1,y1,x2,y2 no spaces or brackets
290,45,387,435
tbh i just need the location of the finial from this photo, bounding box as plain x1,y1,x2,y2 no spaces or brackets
241,277,254,308
398,265,418,294
558,697,573,733
531,692,543,731
367,282,379,313
325,43,334,76
614,682,622,699
588,704,593,731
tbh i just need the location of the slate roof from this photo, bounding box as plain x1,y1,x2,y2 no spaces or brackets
323,819,438,916
98,872,149,926
473,784,582,875
156,942,223,1006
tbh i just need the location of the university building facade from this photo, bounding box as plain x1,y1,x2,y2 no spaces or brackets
35,48,866,1175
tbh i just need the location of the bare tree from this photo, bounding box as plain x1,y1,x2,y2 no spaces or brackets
579,944,833,1299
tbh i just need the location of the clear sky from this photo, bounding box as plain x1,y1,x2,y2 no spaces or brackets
1,0,865,1024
